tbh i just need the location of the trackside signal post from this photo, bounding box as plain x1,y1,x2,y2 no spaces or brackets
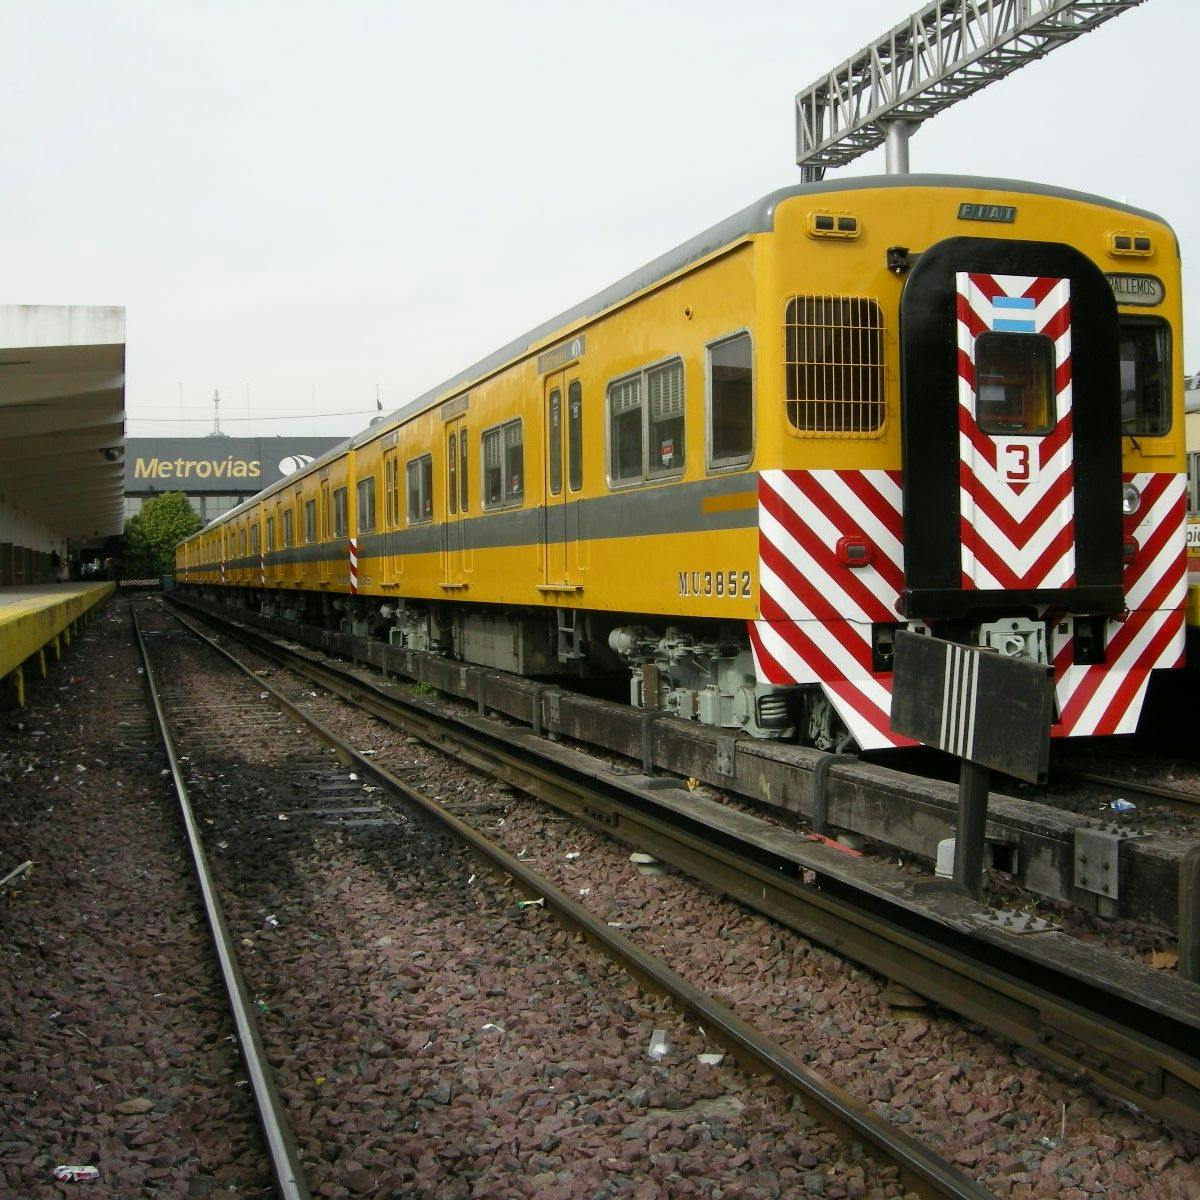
891,631,1053,899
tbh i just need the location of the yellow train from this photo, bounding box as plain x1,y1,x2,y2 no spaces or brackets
177,174,1188,750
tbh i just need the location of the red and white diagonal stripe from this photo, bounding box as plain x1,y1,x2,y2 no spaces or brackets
1052,471,1186,736
957,272,1075,592
259,553,266,587
349,537,359,596
749,469,914,750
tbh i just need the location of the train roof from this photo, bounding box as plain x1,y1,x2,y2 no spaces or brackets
199,173,1169,533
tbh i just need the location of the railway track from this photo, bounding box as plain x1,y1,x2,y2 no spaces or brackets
139,602,985,1200
1053,768,1200,814
163,595,1200,1139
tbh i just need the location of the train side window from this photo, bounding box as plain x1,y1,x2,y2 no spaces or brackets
647,359,684,478
250,523,260,554
304,499,317,544
333,487,348,538
975,333,1056,435
283,510,295,548
239,529,247,555
482,419,524,509
568,382,583,491
548,388,563,496
608,375,643,482
460,428,469,511
1119,317,1171,436
265,515,275,550
785,296,885,435
448,433,457,515
356,476,376,533
407,453,434,524
708,332,753,467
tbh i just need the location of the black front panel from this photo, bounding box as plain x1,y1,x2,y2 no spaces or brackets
898,236,1123,619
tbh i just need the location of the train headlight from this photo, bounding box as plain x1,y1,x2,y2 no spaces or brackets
1121,482,1141,516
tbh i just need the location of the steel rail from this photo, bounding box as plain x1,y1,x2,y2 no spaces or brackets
164,599,1200,1135
1056,768,1200,812
162,605,991,1199
133,610,312,1200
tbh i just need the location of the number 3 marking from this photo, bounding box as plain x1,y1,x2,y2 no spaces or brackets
1003,443,1030,482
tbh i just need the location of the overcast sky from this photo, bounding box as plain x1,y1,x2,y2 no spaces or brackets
1,0,1194,440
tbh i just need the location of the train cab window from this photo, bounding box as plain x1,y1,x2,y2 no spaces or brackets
608,375,643,482
459,429,469,511
482,419,524,510
333,487,348,538
708,332,753,467
407,454,434,524
548,388,563,496
1119,318,1171,436
975,333,1055,435
304,499,317,543
448,433,457,515
265,515,275,550
568,382,583,491
785,296,885,435
283,510,295,548
357,476,376,533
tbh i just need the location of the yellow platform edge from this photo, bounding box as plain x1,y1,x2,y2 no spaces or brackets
0,583,116,703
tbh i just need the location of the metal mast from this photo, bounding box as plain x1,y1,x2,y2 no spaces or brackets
211,388,221,436
795,0,1146,180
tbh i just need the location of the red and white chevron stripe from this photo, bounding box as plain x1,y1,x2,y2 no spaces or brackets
259,553,266,587
749,469,914,750
220,561,226,584
956,272,1075,592
349,537,359,595
1052,471,1186,736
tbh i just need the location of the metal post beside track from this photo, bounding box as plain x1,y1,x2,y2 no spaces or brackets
892,631,1054,901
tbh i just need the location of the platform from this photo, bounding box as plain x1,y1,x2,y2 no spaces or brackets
0,582,115,704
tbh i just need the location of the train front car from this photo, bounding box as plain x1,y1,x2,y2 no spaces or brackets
750,179,1187,751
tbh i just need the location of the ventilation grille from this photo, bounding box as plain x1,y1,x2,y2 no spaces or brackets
785,295,885,436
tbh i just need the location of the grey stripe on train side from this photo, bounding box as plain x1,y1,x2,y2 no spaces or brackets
218,472,759,570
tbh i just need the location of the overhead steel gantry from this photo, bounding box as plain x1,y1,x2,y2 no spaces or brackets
795,0,1147,180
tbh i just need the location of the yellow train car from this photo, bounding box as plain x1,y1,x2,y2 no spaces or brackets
178,174,1187,749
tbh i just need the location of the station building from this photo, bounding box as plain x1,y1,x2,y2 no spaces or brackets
124,435,344,525
0,305,126,585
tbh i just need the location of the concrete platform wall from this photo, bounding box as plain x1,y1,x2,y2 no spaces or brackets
0,494,69,585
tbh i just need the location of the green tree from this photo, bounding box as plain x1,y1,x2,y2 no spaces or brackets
123,491,202,575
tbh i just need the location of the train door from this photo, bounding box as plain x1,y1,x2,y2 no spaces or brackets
541,370,582,591
899,237,1122,620
442,416,469,588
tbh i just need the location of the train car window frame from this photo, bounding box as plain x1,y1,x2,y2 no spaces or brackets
250,523,260,555
265,515,275,551
567,381,583,492
283,509,295,548
383,455,398,528
606,355,686,486
356,475,376,534
239,528,247,556
459,427,469,511
448,432,457,515
304,499,317,544
333,487,348,538
406,453,434,525
548,387,563,496
1118,316,1172,437
784,295,886,437
706,329,755,470
482,418,524,511
647,359,685,480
